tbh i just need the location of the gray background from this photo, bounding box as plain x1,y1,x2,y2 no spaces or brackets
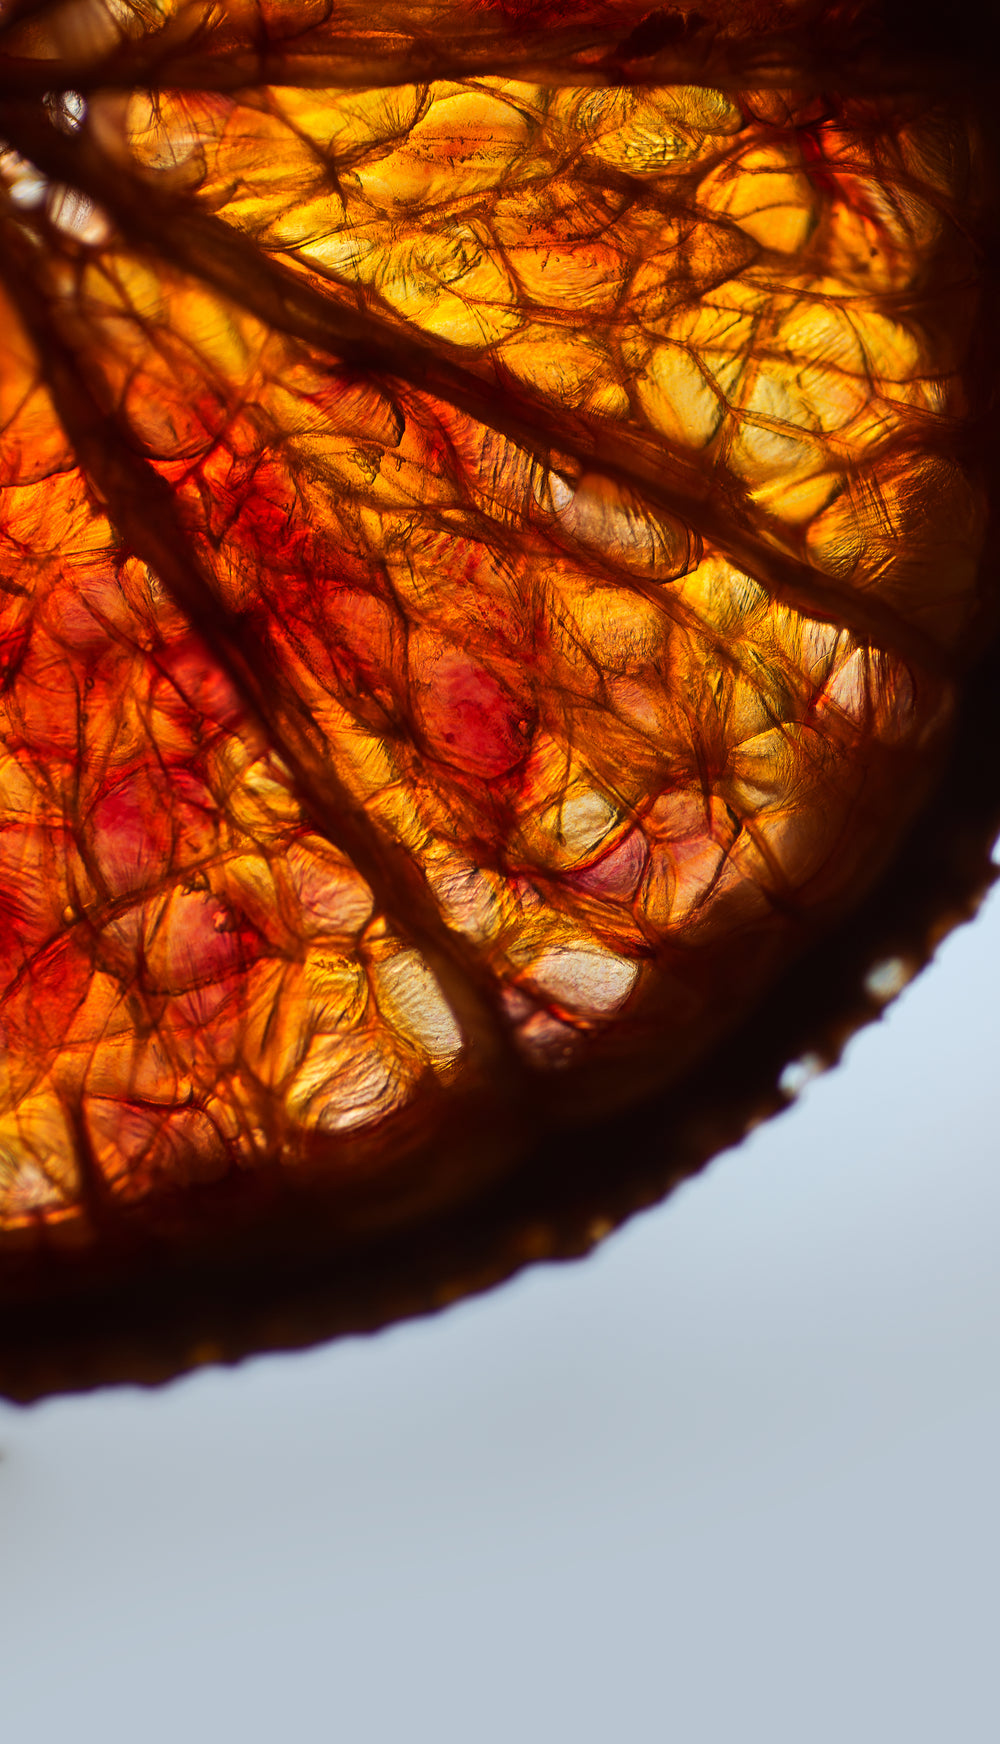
1,874,998,1742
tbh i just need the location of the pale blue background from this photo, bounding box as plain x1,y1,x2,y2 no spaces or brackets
2,877,998,1741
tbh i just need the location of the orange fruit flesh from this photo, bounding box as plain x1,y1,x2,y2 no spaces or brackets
0,0,996,1391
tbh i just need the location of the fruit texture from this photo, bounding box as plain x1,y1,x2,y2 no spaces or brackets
0,0,997,1395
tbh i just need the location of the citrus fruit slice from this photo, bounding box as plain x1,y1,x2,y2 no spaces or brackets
0,0,998,1396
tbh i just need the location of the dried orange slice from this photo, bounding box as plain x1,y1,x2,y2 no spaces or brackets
0,0,997,1396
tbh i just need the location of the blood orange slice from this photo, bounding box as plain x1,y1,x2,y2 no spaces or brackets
0,0,997,1396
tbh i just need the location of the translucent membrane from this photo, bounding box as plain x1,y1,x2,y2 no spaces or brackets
0,1,994,1374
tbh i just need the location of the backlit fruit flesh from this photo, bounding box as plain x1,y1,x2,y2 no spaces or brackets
0,0,998,1396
